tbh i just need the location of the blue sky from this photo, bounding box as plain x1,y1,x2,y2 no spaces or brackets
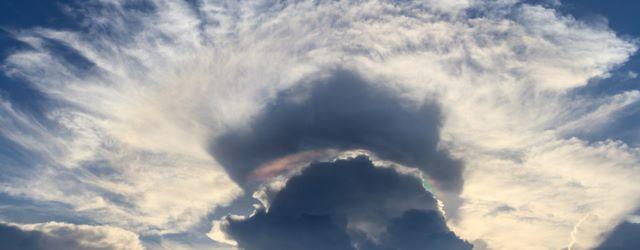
1,1,639,249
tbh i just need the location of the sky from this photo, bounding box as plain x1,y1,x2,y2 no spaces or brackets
0,0,639,250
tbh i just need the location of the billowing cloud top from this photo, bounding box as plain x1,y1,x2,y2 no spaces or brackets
0,0,639,249
219,156,471,250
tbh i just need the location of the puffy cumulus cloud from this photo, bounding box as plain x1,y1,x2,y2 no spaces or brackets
214,156,471,250
211,70,463,192
0,0,638,249
0,221,143,250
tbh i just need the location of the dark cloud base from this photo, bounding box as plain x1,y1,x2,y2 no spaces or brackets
596,221,640,250
211,69,464,192
222,156,472,250
0,223,79,250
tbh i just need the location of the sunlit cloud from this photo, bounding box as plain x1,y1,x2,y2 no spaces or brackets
0,0,638,249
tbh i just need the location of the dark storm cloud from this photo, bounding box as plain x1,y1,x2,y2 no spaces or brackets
222,156,471,250
0,222,142,250
384,209,474,250
0,223,81,250
210,70,464,192
596,221,640,250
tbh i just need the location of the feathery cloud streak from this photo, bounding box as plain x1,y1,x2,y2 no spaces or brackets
0,0,638,249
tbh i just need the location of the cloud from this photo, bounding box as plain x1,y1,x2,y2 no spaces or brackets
384,209,472,250
595,221,640,250
454,137,640,249
215,156,471,250
0,221,143,250
0,0,638,249
210,70,463,192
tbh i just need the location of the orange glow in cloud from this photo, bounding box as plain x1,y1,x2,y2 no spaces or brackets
248,149,338,181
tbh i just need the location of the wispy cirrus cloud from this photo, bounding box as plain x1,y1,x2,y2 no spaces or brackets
0,0,638,249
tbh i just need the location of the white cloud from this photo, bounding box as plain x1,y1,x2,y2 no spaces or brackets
627,215,640,224
453,137,640,249
1,0,639,249
207,219,238,247
0,99,242,233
